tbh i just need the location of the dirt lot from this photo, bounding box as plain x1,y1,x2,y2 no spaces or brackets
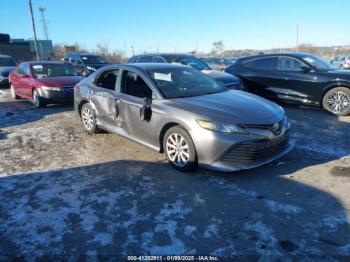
0,88,349,259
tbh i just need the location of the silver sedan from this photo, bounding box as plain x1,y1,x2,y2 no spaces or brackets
74,63,293,172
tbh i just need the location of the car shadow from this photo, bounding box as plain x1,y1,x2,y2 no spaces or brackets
0,160,349,258
0,100,73,128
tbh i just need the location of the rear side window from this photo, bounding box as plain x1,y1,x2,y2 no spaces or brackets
242,57,275,70
138,56,153,63
153,56,166,63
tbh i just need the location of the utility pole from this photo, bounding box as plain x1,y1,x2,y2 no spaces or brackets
131,45,135,56
296,24,299,52
38,6,49,40
29,0,40,60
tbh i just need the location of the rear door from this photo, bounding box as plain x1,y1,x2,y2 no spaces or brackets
89,69,123,129
239,57,278,99
16,64,32,98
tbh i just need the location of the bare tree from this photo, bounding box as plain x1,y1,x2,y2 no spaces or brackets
211,41,224,55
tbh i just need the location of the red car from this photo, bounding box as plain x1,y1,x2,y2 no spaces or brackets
9,61,83,107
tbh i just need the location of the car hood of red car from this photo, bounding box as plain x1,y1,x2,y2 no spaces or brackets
36,76,84,87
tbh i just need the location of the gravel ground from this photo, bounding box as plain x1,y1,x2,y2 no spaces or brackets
0,88,349,260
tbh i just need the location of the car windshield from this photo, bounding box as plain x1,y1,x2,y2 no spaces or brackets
301,55,336,71
148,67,227,99
81,55,106,64
31,64,78,78
0,57,16,66
175,56,211,71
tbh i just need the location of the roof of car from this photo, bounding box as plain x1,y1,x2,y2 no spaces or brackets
105,63,189,72
132,53,194,58
24,61,66,65
239,52,312,61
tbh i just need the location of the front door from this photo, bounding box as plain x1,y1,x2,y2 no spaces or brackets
273,56,321,103
117,69,157,146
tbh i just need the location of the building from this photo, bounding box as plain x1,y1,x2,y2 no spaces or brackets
0,33,33,61
11,39,54,60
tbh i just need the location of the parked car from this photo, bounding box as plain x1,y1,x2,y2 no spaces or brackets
0,55,17,88
75,63,292,172
225,53,350,116
200,57,231,71
64,53,109,76
330,56,350,70
128,53,243,90
9,61,83,107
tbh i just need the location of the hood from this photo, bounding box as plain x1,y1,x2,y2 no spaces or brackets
36,76,84,87
202,69,240,84
0,66,16,75
86,63,109,70
169,90,284,124
326,70,350,80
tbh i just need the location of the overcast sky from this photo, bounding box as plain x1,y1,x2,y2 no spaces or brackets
1,0,349,56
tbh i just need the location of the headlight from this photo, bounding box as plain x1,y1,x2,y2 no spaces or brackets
196,120,247,135
41,86,62,91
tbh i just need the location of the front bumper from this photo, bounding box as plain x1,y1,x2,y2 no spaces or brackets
191,125,293,172
38,87,74,102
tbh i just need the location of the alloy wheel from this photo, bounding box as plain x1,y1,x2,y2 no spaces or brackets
166,133,190,167
327,91,350,114
82,107,94,130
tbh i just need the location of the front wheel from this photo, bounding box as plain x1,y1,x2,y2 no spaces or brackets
32,88,46,107
322,87,350,116
10,84,19,99
164,126,197,172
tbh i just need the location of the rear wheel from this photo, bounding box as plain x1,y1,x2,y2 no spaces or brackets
32,88,46,107
322,87,350,116
10,84,19,99
81,103,99,134
164,126,197,172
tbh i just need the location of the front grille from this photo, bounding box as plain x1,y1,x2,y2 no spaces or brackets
222,134,289,165
63,85,74,93
225,82,242,90
240,120,284,135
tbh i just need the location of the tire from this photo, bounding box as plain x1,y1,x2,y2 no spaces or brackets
10,84,19,100
322,87,350,116
80,103,99,134
163,126,197,172
32,88,46,107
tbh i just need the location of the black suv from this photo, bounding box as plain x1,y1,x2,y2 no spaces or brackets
64,53,109,76
128,53,243,90
225,53,350,116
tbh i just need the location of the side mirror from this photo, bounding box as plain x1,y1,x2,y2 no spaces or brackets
140,97,152,122
299,65,311,73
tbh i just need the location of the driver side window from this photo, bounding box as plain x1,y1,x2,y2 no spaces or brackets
121,70,153,99
95,69,119,91
278,57,304,72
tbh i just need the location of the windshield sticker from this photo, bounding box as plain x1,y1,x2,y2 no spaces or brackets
154,72,172,82
32,65,43,70
82,57,88,60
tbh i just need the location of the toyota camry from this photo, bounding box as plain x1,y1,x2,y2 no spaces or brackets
74,63,293,172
